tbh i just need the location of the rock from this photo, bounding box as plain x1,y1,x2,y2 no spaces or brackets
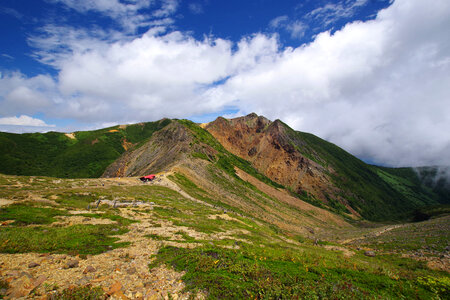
76,276,90,286
364,251,376,257
91,275,109,283
83,265,96,274
5,270,21,278
19,271,33,278
28,262,40,268
107,281,122,295
6,275,46,298
64,260,79,269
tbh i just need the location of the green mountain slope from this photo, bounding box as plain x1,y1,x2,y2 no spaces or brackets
204,114,446,221
285,125,444,220
383,166,450,204
0,119,171,178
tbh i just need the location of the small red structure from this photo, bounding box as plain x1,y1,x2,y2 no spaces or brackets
140,174,156,182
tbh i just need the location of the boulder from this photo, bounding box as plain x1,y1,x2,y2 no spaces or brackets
28,262,40,268
64,260,79,269
83,266,96,274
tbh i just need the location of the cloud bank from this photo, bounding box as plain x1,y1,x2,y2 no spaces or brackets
0,0,449,168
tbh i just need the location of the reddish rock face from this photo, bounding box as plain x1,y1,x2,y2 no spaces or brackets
205,113,342,204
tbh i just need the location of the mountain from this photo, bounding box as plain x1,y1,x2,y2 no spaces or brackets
205,113,445,220
0,119,170,178
1,114,448,299
0,114,446,221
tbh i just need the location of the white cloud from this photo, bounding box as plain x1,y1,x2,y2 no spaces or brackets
2,31,278,124
153,0,179,17
306,0,369,27
218,0,450,167
51,0,154,32
0,72,56,116
269,16,289,28
0,115,55,127
269,16,306,39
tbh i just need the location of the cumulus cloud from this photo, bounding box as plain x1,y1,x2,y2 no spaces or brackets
0,72,56,117
2,31,279,123
0,115,55,127
1,0,449,168
217,0,450,167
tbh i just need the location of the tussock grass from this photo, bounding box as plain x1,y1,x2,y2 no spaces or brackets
0,203,67,225
0,224,129,255
152,245,437,299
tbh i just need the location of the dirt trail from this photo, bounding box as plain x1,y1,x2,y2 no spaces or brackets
322,245,355,257
341,224,404,244
152,173,214,208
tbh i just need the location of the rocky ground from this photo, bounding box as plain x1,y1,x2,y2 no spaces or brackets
1,207,190,299
0,173,449,299
0,176,210,299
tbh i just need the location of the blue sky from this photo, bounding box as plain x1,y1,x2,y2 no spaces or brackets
0,0,449,168
1,0,390,76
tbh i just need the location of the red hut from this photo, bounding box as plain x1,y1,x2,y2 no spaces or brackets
139,174,156,182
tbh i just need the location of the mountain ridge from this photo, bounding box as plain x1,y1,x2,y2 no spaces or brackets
0,114,447,221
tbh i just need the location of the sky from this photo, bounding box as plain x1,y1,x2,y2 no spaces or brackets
0,0,449,169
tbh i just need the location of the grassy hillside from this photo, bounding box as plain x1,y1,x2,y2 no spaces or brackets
282,123,443,221
0,119,171,178
0,174,448,299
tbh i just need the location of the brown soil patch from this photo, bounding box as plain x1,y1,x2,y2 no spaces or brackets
323,245,355,257
0,198,14,207
51,216,116,226
208,214,244,224
26,193,59,206
65,133,76,139
121,138,134,151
